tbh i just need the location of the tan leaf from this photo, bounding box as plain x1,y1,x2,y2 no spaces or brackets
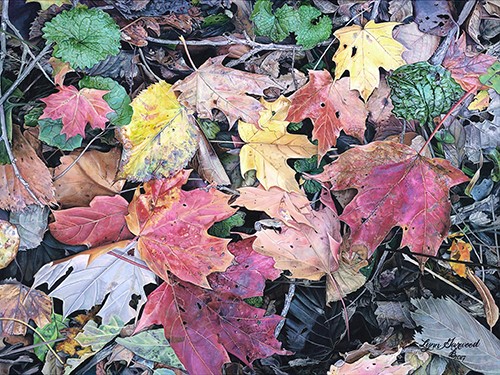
393,23,440,64
0,282,51,336
0,220,19,269
52,148,124,208
0,126,55,212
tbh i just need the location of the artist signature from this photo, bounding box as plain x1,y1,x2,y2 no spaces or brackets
420,337,480,361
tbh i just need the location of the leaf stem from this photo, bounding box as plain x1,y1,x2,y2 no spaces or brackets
0,317,65,365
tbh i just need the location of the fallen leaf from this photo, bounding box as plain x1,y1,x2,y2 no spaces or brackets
0,220,19,269
26,0,70,10
253,205,341,282
389,0,412,22
0,126,55,212
126,170,236,288
333,20,406,100
238,96,317,192
207,237,281,299
468,90,490,111
52,148,125,208
9,205,49,250
233,185,314,229
0,282,51,336
448,239,471,277
315,141,468,267
327,348,413,375
393,22,440,64
328,244,367,302
413,0,456,36
172,55,277,127
39,85,113,138
443,34,497,91
48,57,74,87
466,268,499,330
118,80,199,182
49,195,133,247
287,72,367,157
75,316,124,352
135,269,288,375
32,250,156,324
191,129,231,185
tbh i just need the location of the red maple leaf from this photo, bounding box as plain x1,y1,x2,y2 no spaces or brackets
287,71,367,158
443,34,497,91
136,239,288,375
39,85,112,138
126,170,236,288
315,141,468,266
50,195,133,247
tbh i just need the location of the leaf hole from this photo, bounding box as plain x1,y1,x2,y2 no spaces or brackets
351,46,357,58
320,102,326,108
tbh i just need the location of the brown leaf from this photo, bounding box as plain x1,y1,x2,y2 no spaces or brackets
190,130,230,185
393,23,440,64
172,55,277,127
0,282,51,336
52,148,124,208
466,268,499,330
0,220,19,269
414,0,457,36
0,126,55,212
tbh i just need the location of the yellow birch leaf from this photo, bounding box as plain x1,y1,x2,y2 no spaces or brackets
238,96,317,192
118,81,199,182
333,20,406,101
468,90,490,111
26,0,70,10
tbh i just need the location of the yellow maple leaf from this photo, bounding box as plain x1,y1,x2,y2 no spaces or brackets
449,239,472,278
333,20,406,101
468,90,490,111
238,96,317,192
118,81,199,182
26,0,70,10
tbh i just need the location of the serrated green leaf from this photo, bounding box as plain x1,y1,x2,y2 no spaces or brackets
24,106,44,127
245,296,264,308
251,0,290,42
388,62,464,125
284,5,332,49
79,76,132,126
303,179,322,194
34,314,67,362
75,316,124,352
199,119,220,140
42,6,121,69
480,61,500,94
287,122,303,132
116,329,184,368
39,118,83,151
208,211,246,238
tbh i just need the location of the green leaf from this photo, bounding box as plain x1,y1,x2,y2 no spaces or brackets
34,314,68,362
24,106,44,127
208,211,246,238
251,0,290,42
283,5,332,49
42,6,121,69
116,329,184,368
480,61,500,94
75,316,124,352
287,122,303,132
388,62,464,125
38,118,83,151
245,296,264,308
294,155,325,194
485,148,500,182
199,119,220,140
79,76,132,126
202,13,230,27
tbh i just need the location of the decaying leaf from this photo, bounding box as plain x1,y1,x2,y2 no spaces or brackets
126,170,236,288
234,185,314,229
52,148,124,208
466,268,499,330
0,220,19,269
333,21,406,100
118,81,199,181
393,22,440,64
32,250,156,324
50,195,133,247
0,282,51,336
0,126,55,212
39,85,113,138
448,239,471,277
287,72,367,157
9,205,49,250
172,55,277,127
413,0,456,36
315,141,468,267
238,96,317,192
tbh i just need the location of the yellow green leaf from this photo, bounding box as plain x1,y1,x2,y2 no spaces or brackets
238,96,317,192
118,81,199,181
26,0,70,10
333,20,406,101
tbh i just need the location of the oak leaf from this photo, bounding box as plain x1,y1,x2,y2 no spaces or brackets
118,81,199,181
443,34,497,91
49,195,133,247
172,55,277,127
234,185,314,229
126,170,236,288
333,21,406,100
39,85,112,138
135,240,287,375
52,148,125,208
238,96,317,192
33,250,156,325
287,72,367,157
315,141,468,267
0,282,51,336
0,126,55,212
